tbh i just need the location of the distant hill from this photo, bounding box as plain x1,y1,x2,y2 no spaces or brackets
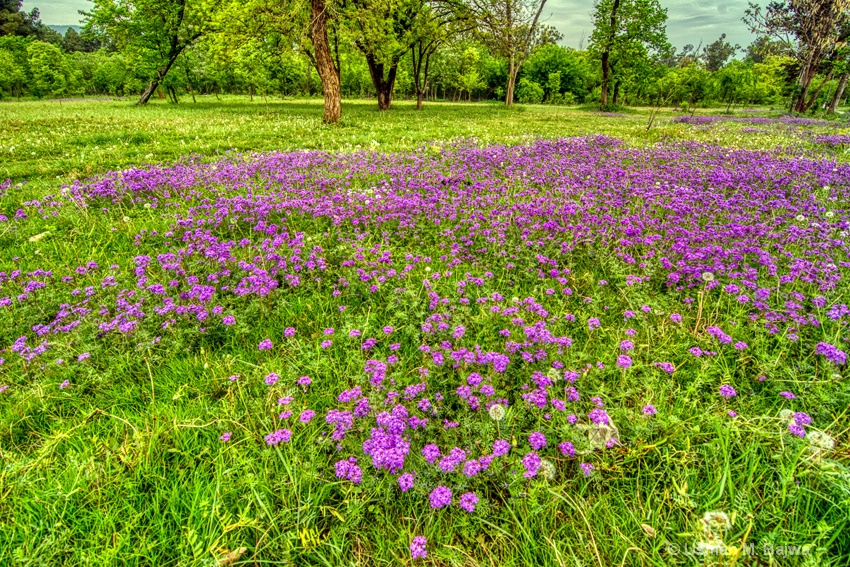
47,25,81,37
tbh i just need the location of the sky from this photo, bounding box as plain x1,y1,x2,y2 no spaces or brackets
24,0,755,51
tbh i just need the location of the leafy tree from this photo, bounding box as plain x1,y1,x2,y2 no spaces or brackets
0,46,25,96
515,76,543,103
744,0,850,112
342,0,425,110
1,1,57,41
522,44,595,102
84,0,222,105
744,35,792,63
27,40,72,97
464,0,548,105
455,45,483,100
588,0,669,106
702,33,739,71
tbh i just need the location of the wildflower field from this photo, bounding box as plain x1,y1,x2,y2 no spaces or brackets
1,98,849,565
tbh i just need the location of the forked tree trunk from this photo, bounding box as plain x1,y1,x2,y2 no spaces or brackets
599,0,621,107
364,53,398,111
311,0,341,122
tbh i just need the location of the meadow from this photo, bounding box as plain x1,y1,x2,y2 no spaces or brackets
1,97,849,566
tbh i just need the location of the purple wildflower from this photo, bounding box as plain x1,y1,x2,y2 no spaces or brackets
429,486,452,509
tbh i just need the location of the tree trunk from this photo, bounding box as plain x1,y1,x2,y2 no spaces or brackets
364,53,398,111
612,80,621,105
600,0,621,107
802,69,833,113
505,54,516,106
828,72,849,114
310,0,341,122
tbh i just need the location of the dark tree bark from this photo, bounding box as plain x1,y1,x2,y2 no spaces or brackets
828,71,849,113
310,0,341,122
412,38,437,110
599,0,621,106
362,52,399,110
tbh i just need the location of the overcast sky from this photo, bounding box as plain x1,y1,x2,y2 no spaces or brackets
25,0,755,51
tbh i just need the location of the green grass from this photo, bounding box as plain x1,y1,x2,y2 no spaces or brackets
0,97,848,566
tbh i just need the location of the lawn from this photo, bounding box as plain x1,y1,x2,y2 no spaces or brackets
0,97,849,566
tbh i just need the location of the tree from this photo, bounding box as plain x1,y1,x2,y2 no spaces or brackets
0,46,25,97
744,35,792,63
1,1,57,40
310,0,341,121
521,44,595,102
83,0,220,105
465,0,548,106
343,0,425,110
702,33,739,71
744,0,850,113
27,40,72,97
588,0,669,106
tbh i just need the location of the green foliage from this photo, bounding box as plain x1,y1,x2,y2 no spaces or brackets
515,77,543,103
522,44,595,102
26,40,72,98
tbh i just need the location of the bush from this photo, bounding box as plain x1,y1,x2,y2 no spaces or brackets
515,78,544,104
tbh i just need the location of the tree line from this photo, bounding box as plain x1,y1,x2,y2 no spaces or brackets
1,0,848,121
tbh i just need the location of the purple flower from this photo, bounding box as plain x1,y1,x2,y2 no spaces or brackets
299,409,316,423
258,338,273,351
265,428,292,446
349,329,361,337
297,375,312,387
580,462,594,477
529,432,547,450
588,408,610,425
264,372,279,386
410,536,427,560
620,340,634,352
727,410,738,418
429,486,452,508
59,380,70,390
398,472,414,492
382,325,394,334
816,342,847,365
734,341,748,350
77,352,90,362
219,432,232,442
788,424,806,438
323,328,335,335
670,313,682,323
222,315,235,325
642,404,657,416
653,362,675,374
458,492,479,512
522,452,540,478
421,443,441,463
321,340,332,348
793,412,812,426
779,391,796,399
588,317,600,331
558,441,575,457
719,384,737,398
493,439,511,457
283,327,296,337
616,355,632,369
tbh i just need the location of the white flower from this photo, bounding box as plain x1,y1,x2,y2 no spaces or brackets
806,430,835,451
825,211,834,218
701,271,715,283
779,409,794,423
547,368,561,382
701,511,731,532
795,214,806,222
488,404,506,421
538,459,557,481
143,203,152,209
122,216,131,223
